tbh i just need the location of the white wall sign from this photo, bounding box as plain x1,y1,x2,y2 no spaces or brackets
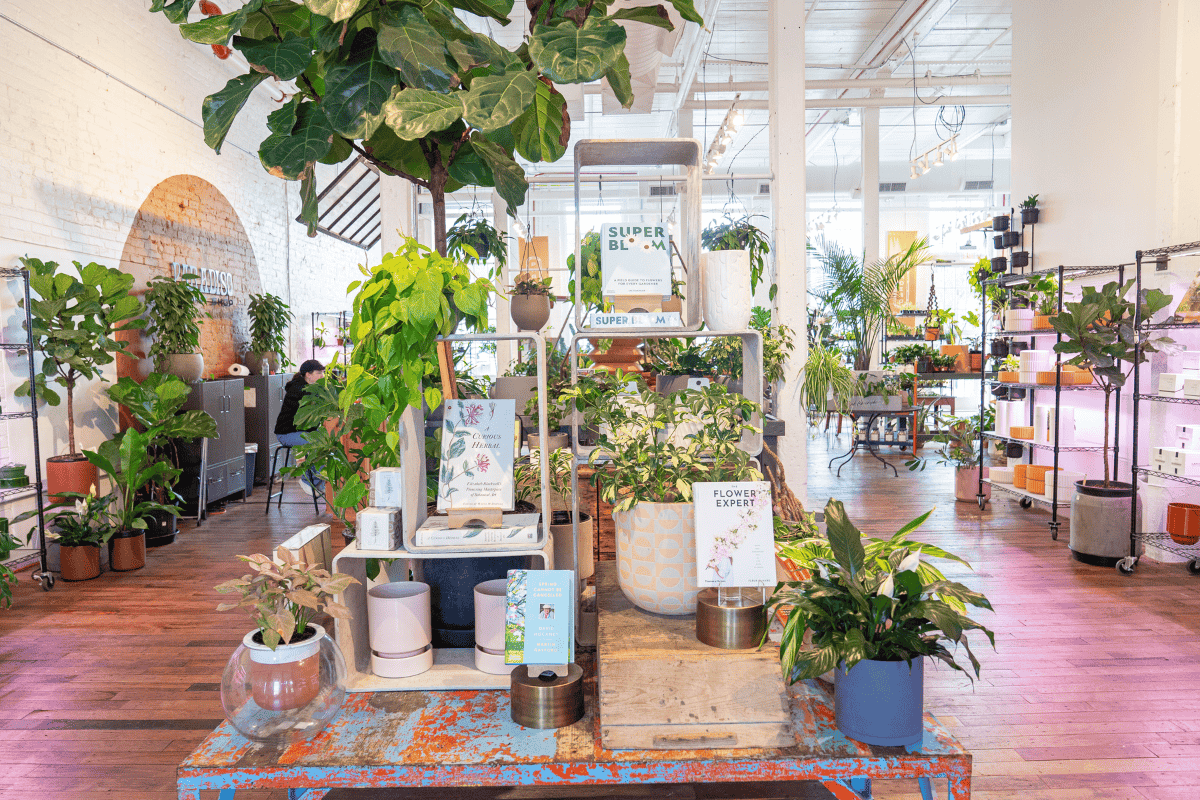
601,222,671,295
171,261,234,297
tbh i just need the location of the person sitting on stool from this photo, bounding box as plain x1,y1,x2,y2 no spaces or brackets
275,359,326,497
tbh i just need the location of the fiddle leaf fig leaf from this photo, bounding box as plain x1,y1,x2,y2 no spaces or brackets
470,132,527,216
463,67,539,132
511,78,570,162
604,52,635,109
529,17,627,84
382,87,466,141
302,0,370,24
378,5,458,92
233,34,313,81
444,0,514,23
609,5,674,30
259,102,334,179
179,0,264,45
663,0,704,25
152,0,198,24
266,97,299,136
202,72,271,154
323,30,399,138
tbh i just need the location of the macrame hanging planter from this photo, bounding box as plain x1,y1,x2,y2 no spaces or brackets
924,274,941,340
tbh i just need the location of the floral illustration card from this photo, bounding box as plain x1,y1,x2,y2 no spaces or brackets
693,481,775,588
437,399,516,512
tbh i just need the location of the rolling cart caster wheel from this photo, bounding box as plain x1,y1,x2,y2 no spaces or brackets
34,572,54,591
1050,528,1058,541
1019,498,1032,509
1116,557,1136,576
977,496,987,511
1188,560,1200,576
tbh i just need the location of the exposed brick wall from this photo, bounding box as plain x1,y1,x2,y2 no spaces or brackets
119,174,263,378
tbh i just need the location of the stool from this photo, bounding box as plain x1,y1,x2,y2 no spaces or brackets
265,444,321,515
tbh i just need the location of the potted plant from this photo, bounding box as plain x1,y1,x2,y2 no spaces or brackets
905,413,991,503
0,464,29,489
997,354,1021,382
515,447,593,586
246,292,293,374
509,273,554,332
0,519,25,608
312,322,329,351
798,344,858,421
767,500,994,746
567,231,606,319
1051,280,1172,565
446,213,509,278
703,306,796,407
215,547,357,738
36,487,117,581
83,425,186,572
700,214,772,327
105,373,218,547
567,382,762,614
17,257,144,500
523,394,567,450
144,273,209,382
1020,194,1040,225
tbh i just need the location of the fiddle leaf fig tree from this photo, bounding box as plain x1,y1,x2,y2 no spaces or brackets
248,292,294,368
1051,279,1173,485
16,257,145,458
150,0,704,255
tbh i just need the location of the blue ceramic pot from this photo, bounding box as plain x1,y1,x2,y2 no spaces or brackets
834,657,924,746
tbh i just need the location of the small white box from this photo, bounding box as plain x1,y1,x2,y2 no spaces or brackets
1151,459,1166,472
1182,351,1200,371
1154,446,1175,460
357,507,402,551
1185,377,1200,397
1182,450,1200,475
1178,425,1197,442
369,467,405,508
1168,449,1186,466
1159,373,1185,393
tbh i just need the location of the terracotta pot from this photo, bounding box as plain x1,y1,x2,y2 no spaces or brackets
59,544,101,581
1166,503,1200,546
587,337,643,373
162,352,205,382
528,431,569,451
924,327,940,340
108,529,146,571
614,501,698,615
1033,314,1053,330
244,626,324,711
510,293,551,331
940,345,968,372
999,371,1019,383
45,456,98,503
969,353,983,371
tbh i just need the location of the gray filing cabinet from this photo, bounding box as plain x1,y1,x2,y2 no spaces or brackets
183,377,246,505
244,373,292,485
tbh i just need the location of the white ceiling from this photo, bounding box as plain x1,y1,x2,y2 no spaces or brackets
485,0,1012,178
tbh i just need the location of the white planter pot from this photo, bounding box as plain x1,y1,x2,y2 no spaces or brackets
162,352,205,383
614,501,698,615
473,579,510,674
702,250,753,331
367,582,433,678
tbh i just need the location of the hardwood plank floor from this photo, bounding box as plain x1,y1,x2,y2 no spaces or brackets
0,431,1196,799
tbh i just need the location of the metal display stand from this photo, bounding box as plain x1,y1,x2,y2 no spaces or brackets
1,267,51,590
1121,241,1200,575
977,263,1123,539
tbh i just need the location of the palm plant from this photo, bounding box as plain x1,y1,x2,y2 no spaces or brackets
813,238,931,370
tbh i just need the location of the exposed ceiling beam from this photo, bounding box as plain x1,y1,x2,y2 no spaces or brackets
668,0,725,136
806,73,1010,91
691,94,1010,110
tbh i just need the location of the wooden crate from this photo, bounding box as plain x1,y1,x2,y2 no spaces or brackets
596,563,795,751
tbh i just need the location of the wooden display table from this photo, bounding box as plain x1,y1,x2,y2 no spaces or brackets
177,566,972,799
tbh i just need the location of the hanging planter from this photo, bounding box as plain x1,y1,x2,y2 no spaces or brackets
509,274,553,331
991,256,1007,273
1004,230,1021,249
992,214,1010,232
993,234,1006,250
1020,195,1040,226
1011,251,1030,269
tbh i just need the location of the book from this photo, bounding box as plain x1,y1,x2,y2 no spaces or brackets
505,569,575,665
692,481,775,588
601,222,672,296
437,399,516,512
413,514,540,547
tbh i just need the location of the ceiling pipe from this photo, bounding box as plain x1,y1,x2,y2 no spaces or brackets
687,94,1011,110
806,73,1010,90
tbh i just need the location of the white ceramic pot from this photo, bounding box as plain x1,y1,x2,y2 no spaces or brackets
473,579,511,674
367,581,431,656
162,352,205,383
614,501,698,615
702,250,753,331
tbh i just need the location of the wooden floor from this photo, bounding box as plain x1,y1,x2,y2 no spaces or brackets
1,433,1198,800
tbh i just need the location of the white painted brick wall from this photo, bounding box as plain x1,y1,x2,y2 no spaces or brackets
0,2,379,553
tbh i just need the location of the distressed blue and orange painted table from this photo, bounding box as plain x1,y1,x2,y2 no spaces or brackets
177,673,971,800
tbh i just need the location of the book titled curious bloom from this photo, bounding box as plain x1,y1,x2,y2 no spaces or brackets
437,399,515,512
693,481,775,588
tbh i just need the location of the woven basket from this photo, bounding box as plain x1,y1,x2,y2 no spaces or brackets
1013,464,1029,489
1010,425,1034,440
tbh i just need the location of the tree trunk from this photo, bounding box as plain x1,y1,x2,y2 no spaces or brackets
1102,388,1111,486
66,373,77,457
430,160,449,257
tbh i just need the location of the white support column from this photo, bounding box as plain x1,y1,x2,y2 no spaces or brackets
378,175,415,255
493,191,514,374
862,103,881,369
768,0,808,506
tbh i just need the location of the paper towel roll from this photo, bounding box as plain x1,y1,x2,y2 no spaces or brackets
228,363,250,377
996,401,1010,438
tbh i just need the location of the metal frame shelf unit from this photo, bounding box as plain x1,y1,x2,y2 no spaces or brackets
0,268,51,590
977,262,1126,540
1123,240,1200,575
310,310,351,363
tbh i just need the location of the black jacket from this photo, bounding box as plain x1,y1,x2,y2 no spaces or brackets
275,376,313,436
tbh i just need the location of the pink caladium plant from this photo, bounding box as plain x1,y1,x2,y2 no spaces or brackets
215,546,359,650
